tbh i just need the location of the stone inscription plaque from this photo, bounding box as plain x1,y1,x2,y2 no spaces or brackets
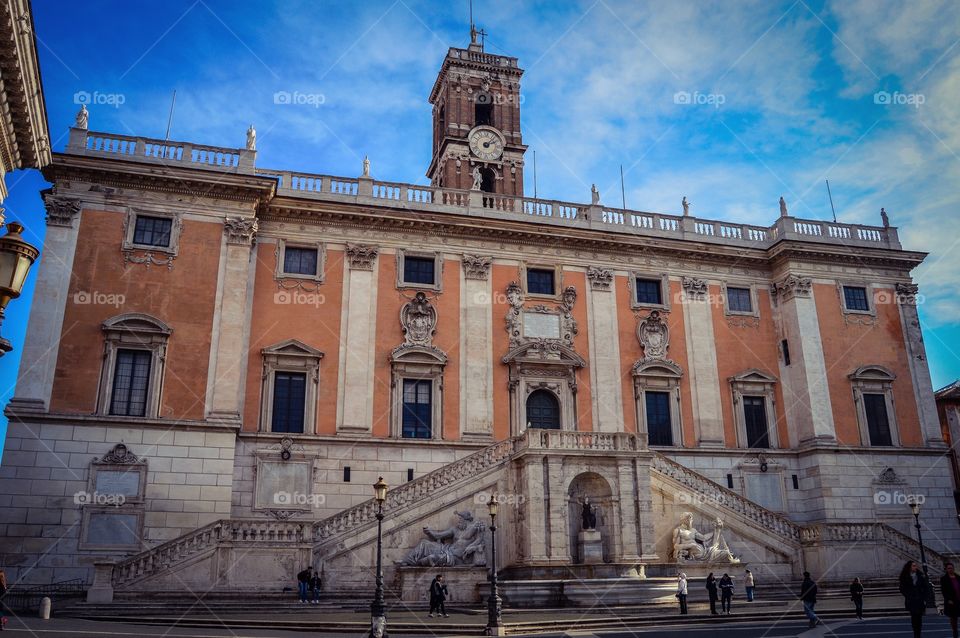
744,472,784,511
255,460,312,510
87,512,139,546
95,470,141,497
523,312,561,339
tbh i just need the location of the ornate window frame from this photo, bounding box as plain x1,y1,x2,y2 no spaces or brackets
396,249,443,291
390,348,447,439
628,272,671,311
729,369,779,449
122,209,182,256
849,365,900,446
632,359,683,447
721,281,760,318
259,339,323,434
521,262,562,299
275,239,325,285
838,281,877,317
97,314,171,418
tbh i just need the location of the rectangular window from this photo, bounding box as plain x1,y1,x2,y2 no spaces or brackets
343,467,351,482
110,349,152,417
402,379,432,439
645,391,673,446
844,286,870,312
527,268,555,295
781,339,791,366
742,396,770,448
403,256,436,285
727,287,753,313
283,246,319,276
863,393,893,446
271,372,306,433
132,216,172,248
635,278,662,305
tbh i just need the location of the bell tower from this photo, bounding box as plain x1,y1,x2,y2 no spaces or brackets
426,29,526,196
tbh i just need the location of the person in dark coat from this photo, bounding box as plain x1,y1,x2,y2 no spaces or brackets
428,574,449,618
850,577,864,620
900,560,932,638
800,571,821,628
942,562,960,638
308,571,322,604
705,572,719,615
296,566,313,603
0,569,7,632
719,573,734,615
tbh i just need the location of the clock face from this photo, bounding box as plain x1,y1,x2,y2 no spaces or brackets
468,127,504,161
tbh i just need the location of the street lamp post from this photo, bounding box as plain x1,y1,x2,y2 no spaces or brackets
370,476,389,638
910,499,936,608
486,494,504,636
0,221,40,355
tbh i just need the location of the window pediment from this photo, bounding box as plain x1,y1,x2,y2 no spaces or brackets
261,339,324,360
502,341,586,368
848,365,896,382
633,359,683,378
102,313,172,339
729,369,778,385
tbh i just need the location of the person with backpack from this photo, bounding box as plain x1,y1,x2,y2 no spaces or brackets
800,571,821,628
719,573,734,615
428,574,449,618
296,565,313,603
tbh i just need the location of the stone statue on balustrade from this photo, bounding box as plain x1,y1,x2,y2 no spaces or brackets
246,125,256,151
672,512,739,564
471,167,482,191
75,105,89,130
362,155,371,177
682,196,690,216
779,196,788,217
397,510,487,567
591,184,600,205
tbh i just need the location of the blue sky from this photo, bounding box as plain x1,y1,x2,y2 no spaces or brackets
1,0,958,447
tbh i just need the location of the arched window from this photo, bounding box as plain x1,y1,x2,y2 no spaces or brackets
480,167,496,193
526,389,560,429
475,93,494,127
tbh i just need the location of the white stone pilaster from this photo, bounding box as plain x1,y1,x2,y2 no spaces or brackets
772,276,836,443
206,217,258,423
460,255,494,441
680,277,724,446
896,283,944,446
584,271,624,432
10,197,82,411
336,244,380,434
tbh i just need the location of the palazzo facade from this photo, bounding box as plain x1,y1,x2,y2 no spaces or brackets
1,37,956,600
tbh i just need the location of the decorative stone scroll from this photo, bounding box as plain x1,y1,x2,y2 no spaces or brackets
223,217,258,246
771,274,812,303
400,292,438,347
877,467,902,484
94,443,141,465
637,310,669,360
586,266,613,291
462,254,492,280
505,282,579,348
44,194,82,227
681,276,707,301
346,243,379,270
895,283,920,305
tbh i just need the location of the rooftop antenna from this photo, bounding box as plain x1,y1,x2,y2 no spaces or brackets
620,164,627,212
468,0,486,49
533,150,538,200
825,179,837,222
164,90,176,140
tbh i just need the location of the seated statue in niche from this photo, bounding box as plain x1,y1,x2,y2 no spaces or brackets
397,511,487,567
672,511,739,563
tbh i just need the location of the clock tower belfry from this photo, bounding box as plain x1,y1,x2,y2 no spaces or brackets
427,31,526,196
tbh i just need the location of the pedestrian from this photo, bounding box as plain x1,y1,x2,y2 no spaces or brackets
428,574,449,618
676,572,688,615
744,569,755,602
941,562,960,638
719,573,734,615
706,572,719,615
0,569,7,632
309,570,322,604
296,565,313,603
900,560,931,638
850,577,864,620
800,571,821,628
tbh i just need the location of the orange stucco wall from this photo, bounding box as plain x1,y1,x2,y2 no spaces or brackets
51,209,219,420
710,285,788,447
813,283,922,446
241,244,345,434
